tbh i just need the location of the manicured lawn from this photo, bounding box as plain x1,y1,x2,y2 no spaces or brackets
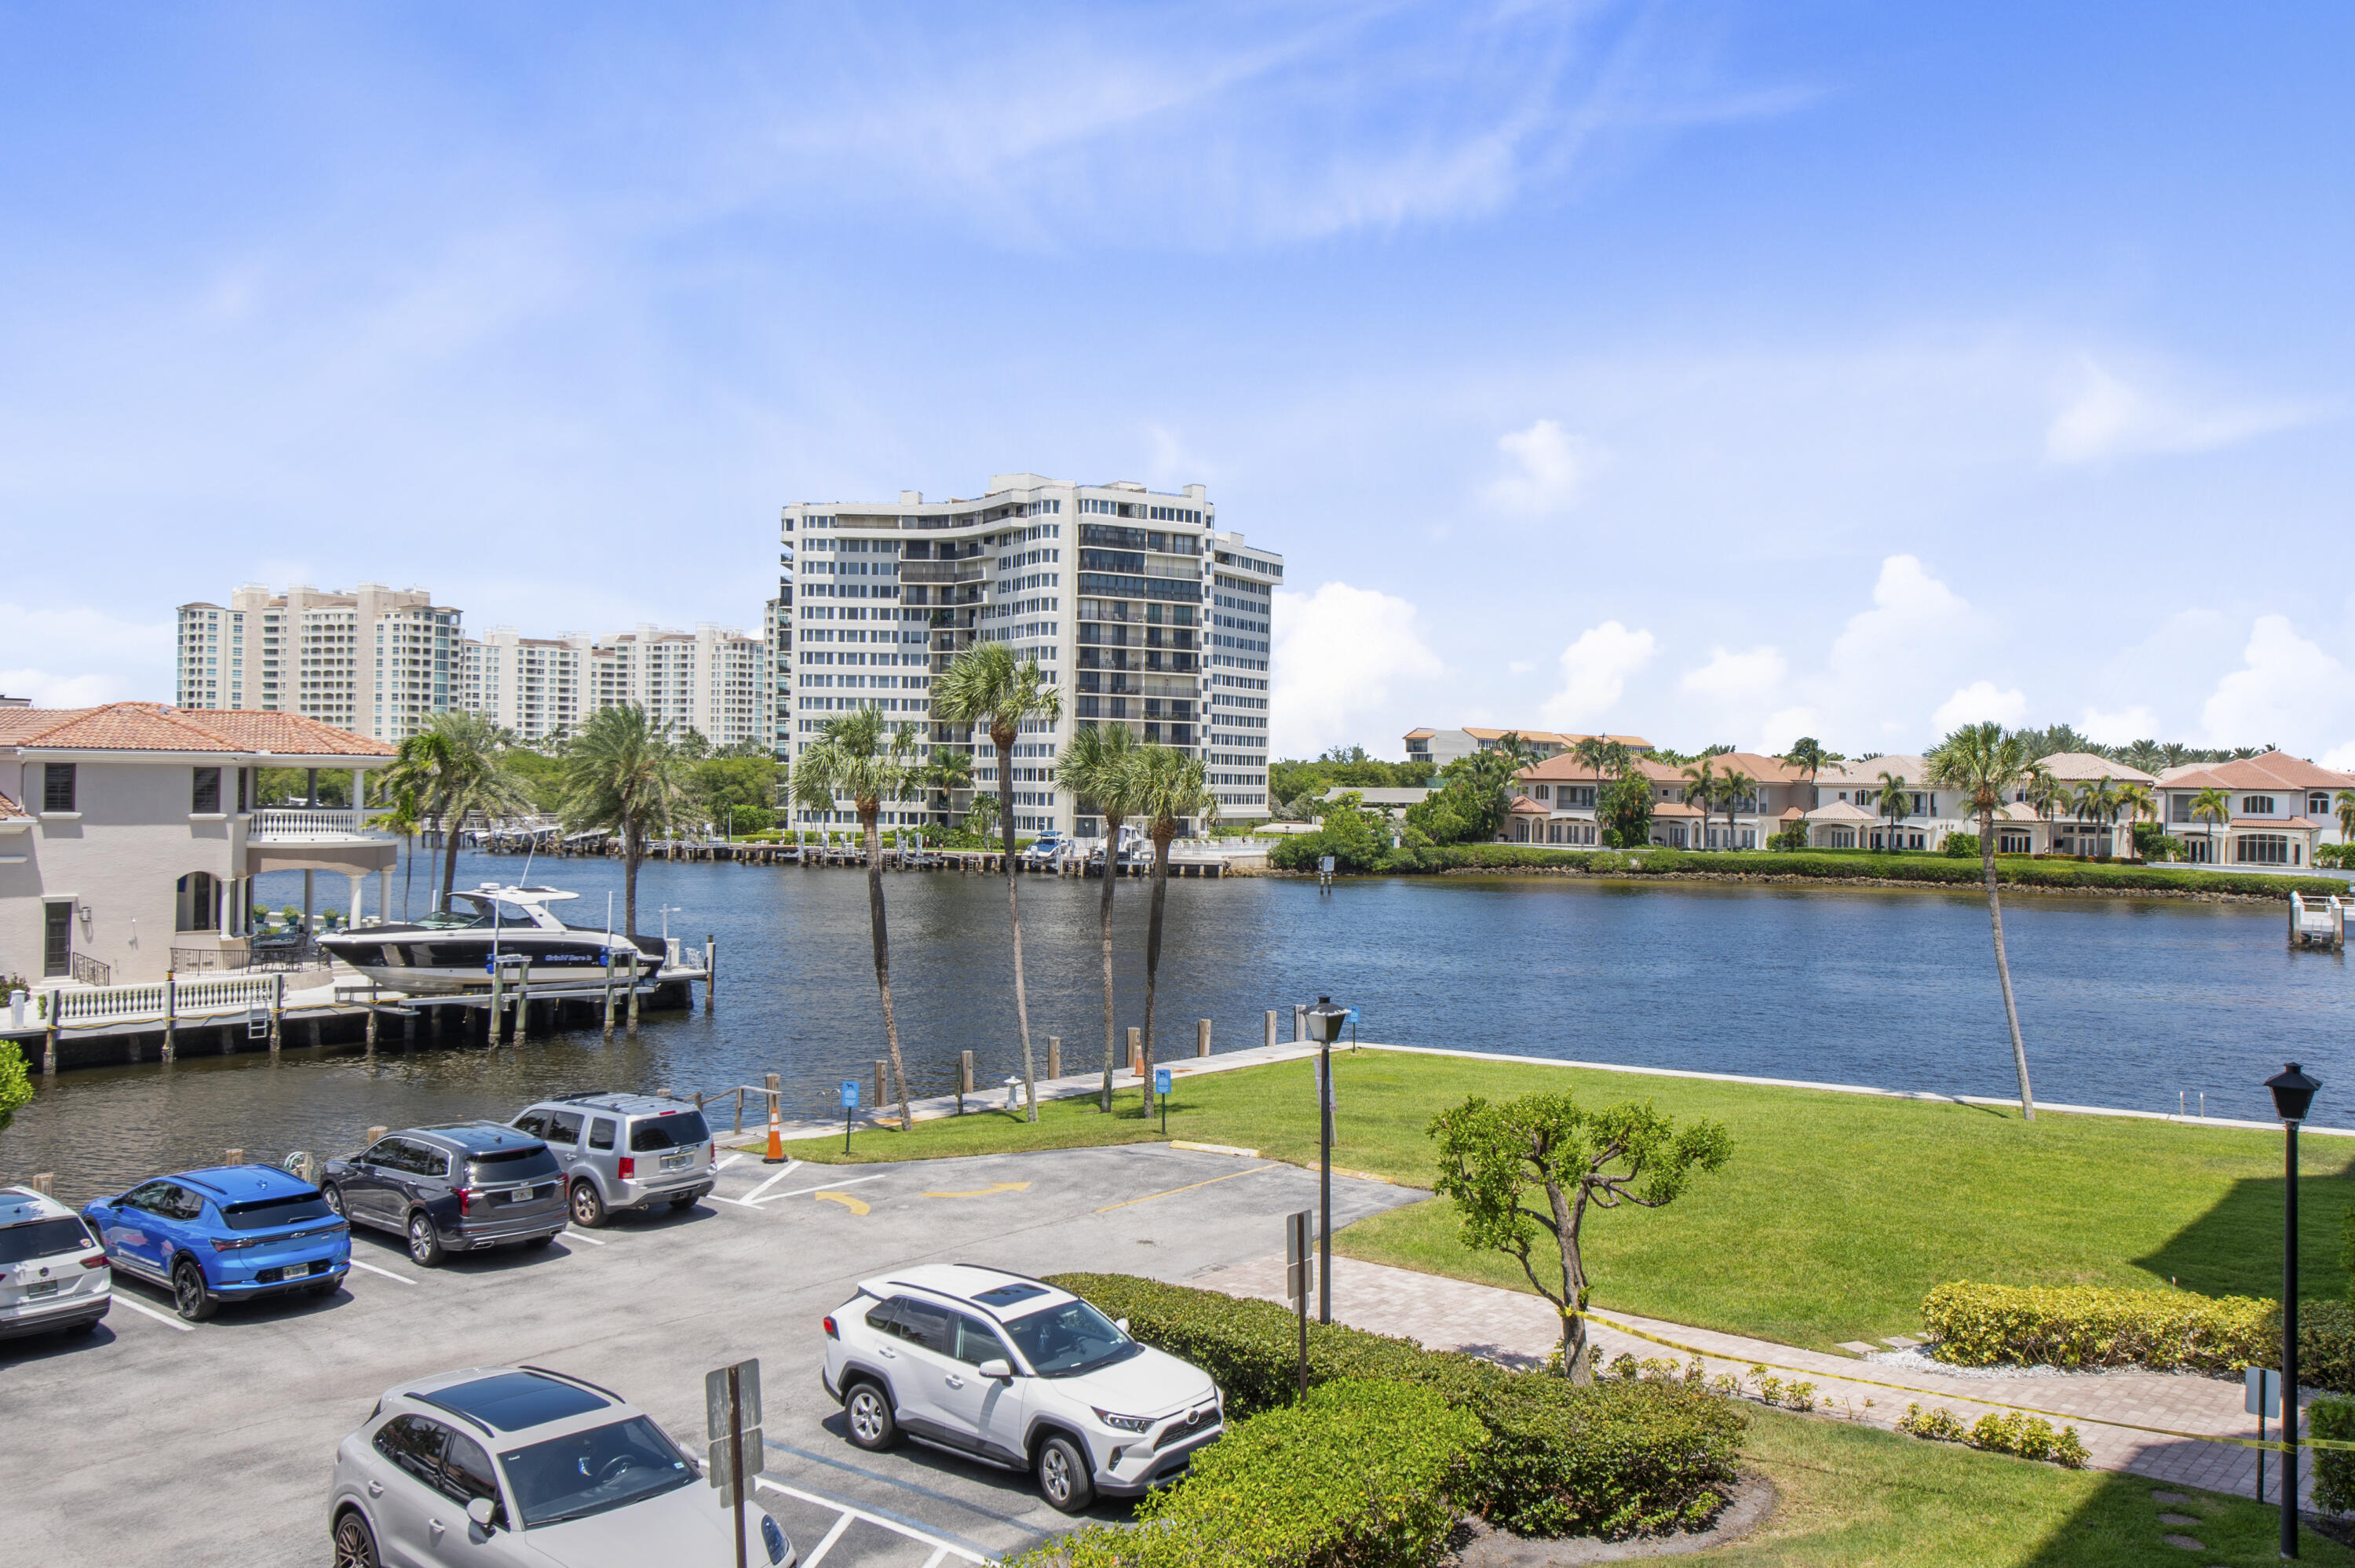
1718,1406,2353,1566
765,1047,2355,1351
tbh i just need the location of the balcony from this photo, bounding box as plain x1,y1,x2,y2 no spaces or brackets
902,560,988,585
247,809,387,843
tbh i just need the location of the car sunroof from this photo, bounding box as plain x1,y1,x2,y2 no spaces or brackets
429,1371,608,1431
971,1282,1049,1308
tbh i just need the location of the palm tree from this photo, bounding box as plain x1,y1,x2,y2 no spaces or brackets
2024,764,2065,841
379,786,423,921
1776,737,1842,811
793,706,921,1132
1718,767,1754,851
2336,789,2355,848
921,746,972,826
1572,735,1614,782
1680,758,1718,849
2116,782,2156,859
1057,722,1144,1112
1926,722,2039,1121
382,711,532,915
2071,777,2120,855
962,790,999,844
2192,786,2231,865
558,704,693,938
1130,745,1218,1114
1875,770,1910,851
933,641,1064,1122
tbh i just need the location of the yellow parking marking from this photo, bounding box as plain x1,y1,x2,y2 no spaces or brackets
920,1181,1031,1199
814,1191,870,1216
1094,1163,1278,1213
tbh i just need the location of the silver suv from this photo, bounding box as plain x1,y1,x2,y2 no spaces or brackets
510,1094,716,1229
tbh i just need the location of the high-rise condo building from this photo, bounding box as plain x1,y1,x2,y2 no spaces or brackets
457,622,769,749
175,584,461,742
778,473,1278,837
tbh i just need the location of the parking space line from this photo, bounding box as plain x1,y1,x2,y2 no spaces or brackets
739,1160,804,1203
756,1173,890,1205
798,1511,854,1568
347,1259,417,1285
761,1438,1044,1539
1094,1162,1278,1213
753,1479,989,1564
107,1293,195,1332
921,1549,948,1568
565,1232,608,1245
715,1153,744,1171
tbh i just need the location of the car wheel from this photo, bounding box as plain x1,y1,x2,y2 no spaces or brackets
570,1180,608,1228
1036,1433,1094,1514
171,1256,218,1322
406,1212,445,1267
843,1381,900,1451
321,1183,347,1220
331,1508,381,1568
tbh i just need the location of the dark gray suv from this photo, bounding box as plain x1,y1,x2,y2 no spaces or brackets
320,1124,568,1267
510,1094,716,1228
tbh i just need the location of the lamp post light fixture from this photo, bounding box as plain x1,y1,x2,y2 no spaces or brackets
2266,1061,2321,1559
1305,996,1349,1325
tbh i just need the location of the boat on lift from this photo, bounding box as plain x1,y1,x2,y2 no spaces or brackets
314,884,669,994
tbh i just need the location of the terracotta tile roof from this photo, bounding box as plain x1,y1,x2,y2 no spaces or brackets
1675,751,1807,783
1777,806,1806,821
2230,816,2324,830
0,702,393,757
2035,752,2159,785
0,789,27,822
1805,800,1879,822
1403,727,1437,740
1819,754,1930,785
2160,753,2355,793
1507,794,1550,814
1652,801,1705,818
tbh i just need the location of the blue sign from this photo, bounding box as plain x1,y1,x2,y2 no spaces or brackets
1155,1068,1172,1096
839,1080,860,1110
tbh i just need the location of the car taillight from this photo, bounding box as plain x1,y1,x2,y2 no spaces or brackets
82,1254,108,1270
617,1157,635,1179
823,1315,838,1340
457,1187,482,1216
209,1235,264,1252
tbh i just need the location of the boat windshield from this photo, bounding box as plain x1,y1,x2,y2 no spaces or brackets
414,895,544,929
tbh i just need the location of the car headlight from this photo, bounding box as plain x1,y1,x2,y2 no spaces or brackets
1092,1408,1152,1434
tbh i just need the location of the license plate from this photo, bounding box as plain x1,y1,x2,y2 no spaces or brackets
506,1187,541,1203
25,1280,59,1298
660,1152,691,1170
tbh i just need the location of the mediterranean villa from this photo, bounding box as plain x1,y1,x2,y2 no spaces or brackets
2,704,396,989
1499,747,2353,866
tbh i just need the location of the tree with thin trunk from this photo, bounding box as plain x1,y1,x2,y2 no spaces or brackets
962,790,999,844
793,706,920,1132
1717,767,1754,852
1927,722,2039,1121
1875,770,1910,851
922,746,972,828
933,641,1064,1122
380,786,422,921
1428,1092,1730,1383
2116,782,2156,858
1056,722,1144,1113
1776,737,1842,811
2336,789,2355,849
2072,777,2120,855
1679,758,1717,850
2193,786,2231,865
382,711,531,915
559,704,693,939
1130,745,1218,1114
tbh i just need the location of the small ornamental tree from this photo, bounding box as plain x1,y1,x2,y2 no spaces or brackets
1428,1092,1731,1384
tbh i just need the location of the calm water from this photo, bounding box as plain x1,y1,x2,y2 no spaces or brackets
5,851,2351,1197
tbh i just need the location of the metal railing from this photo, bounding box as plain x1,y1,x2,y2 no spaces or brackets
69,952,110,987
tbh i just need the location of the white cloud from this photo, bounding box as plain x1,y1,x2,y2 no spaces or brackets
2325,743,2355,773
2200,615,2355,752
1539,622,1656,731
1484,418,1601,516
2080,705,2160,745
1681,644,1786,702
1507,660,1535,675
2045,356,2313,465
0,603,173,707
1269,582,1444,758
1932,680,2028,732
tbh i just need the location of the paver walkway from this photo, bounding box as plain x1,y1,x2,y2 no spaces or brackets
1188,1253,2317,1506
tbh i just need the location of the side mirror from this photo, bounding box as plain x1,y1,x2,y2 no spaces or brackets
1115,1318,1130,1335
466,1497,497,1531
976,1358,1013,1381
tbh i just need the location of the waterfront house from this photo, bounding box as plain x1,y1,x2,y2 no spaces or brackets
1,704,396,989
2017,753,2160,859
1508,751,1809,848
1406,726,1653,774
1805,756,1961,850
2154,752,2355,866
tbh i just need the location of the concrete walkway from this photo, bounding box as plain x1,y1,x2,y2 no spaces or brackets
1187,1252,2316,1506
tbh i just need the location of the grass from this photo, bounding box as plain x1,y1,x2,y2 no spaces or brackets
766,1048,2355,1351
1715,1405,2353,1566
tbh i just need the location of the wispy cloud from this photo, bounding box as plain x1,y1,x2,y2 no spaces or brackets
2044,355,2317,465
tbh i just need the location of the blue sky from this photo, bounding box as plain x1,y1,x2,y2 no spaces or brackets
3,3,2350,761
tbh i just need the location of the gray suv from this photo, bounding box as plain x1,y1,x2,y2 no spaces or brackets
320,1125,568,1267
509,1095,716,1228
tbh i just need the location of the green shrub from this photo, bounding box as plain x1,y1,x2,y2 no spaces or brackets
1943,831,1979,858
1015,1380,1478,1568
1766,827,1810,851
2314,1395,2355,1515
1922,1281,2271,1373
1045,1274,1743,1541
1897,1404,2088,1468
2298,1301,2355,1394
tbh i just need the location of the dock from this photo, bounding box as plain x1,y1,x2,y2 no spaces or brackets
468,829,1270,877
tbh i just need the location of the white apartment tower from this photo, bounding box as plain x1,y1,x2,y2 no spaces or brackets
175,584,460,742
455,622,769,749
779,473,1277,836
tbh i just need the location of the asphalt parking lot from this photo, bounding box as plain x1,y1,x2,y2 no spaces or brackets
2,1143,1422,1567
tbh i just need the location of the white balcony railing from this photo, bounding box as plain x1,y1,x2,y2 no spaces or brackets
248,809,383,842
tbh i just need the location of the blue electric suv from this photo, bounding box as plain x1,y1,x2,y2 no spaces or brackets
82,1165,350,1322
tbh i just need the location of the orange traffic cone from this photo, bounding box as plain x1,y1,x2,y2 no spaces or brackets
761,1091,785,1165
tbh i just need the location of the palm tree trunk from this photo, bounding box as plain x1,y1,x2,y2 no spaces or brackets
1141,826,1173,1116
438,800,464,914
1980,806,2034,1122
402,833,414,921
863,811,912,1132
1098,811,1123,1114
996,735,1037,1122
623,815,641,938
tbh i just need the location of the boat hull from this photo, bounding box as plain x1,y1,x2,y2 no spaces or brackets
315,932,666,995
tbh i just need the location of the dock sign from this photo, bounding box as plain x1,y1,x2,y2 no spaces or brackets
1155,1068,1172,1096
839,1080,860,1110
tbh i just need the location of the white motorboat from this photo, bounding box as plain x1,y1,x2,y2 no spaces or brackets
315,884,668,994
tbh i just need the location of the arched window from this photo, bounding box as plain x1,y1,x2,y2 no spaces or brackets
175,872,219,932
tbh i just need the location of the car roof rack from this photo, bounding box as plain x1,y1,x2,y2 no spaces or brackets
407,1391,497,1439
518,1364,626,1403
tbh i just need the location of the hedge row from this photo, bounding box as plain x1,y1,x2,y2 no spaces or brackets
1920,1285,2355,1388
1046,1273,1743,1541
1013,1380,1481,1568
1280,842,2341,899
1896,1404,2090,1468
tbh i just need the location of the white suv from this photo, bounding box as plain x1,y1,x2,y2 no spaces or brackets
0,1185,109,1340
821,1265,1222,1513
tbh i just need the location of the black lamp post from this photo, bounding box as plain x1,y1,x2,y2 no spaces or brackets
2267,1061,2320,1559
1306,996,1349,1325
